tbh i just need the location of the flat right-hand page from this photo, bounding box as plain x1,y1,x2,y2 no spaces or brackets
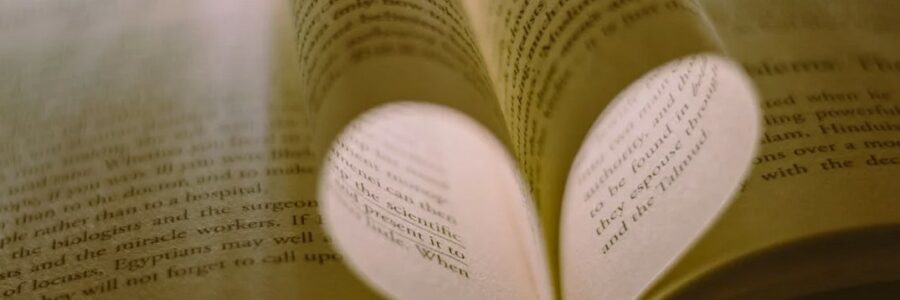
646,0,900,298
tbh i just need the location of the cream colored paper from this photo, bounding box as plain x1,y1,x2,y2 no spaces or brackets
320,102,552,300
560,54,759,299
0,1,378,299
646,0,900,298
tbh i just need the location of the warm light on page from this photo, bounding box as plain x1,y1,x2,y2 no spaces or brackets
320,102,553,300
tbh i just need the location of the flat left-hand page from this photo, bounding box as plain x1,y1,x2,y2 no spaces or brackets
0,1,378,299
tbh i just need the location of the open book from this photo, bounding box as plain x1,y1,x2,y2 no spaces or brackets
1,0,898,299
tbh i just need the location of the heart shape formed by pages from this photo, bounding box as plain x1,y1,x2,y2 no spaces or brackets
318,54,759,300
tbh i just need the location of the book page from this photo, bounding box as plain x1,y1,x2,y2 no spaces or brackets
289,0,509,158
290,1,553,298
559,54,759,299
645,0,900,298
459,0,750,269
0,1,378,299
319,102,552,299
